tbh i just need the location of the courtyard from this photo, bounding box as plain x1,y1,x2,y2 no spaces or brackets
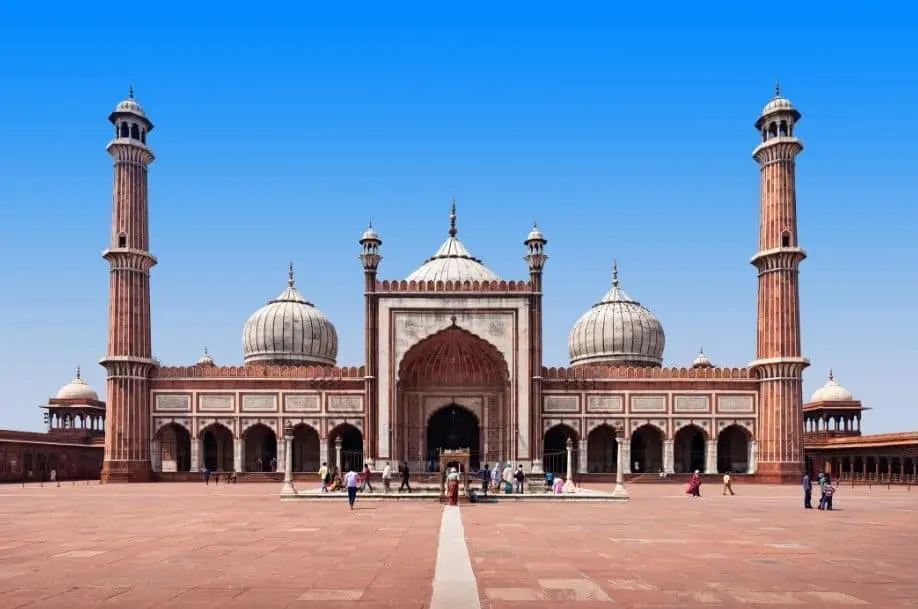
0,482,915,608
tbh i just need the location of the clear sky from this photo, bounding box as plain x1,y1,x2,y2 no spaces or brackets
1,4,916,434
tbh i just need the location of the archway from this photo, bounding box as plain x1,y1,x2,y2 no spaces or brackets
587,425,618,473
673,425,706,474
243,424,277,472
157,423,191,472
291,424,321,473
427,405,480,470
630,425,664,474
396,324,510,469
542,424,577,475
201,424,233,472
329,424,363,472
717,424,751,473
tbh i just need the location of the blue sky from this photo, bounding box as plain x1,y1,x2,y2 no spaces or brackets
1,4,916,433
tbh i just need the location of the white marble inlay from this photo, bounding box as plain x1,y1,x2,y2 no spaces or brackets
430,506,481,609
52,550,105,558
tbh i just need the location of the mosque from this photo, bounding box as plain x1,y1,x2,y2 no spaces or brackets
1,86,916,484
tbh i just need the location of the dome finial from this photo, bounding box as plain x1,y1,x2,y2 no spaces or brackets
699,346,704,355
129,83,135,99
448,199,457,237
204,346,209,356
774,79,780,97
288,262,295,287
612,259,619,288
828,368,834,381
75,365,81,379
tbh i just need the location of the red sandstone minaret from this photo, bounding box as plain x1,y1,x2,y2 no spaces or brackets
524,223,547,472
100,87,157,482
750,84,810,482
359,222,382,464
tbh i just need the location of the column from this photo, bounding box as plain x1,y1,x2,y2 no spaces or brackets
276,436,286,474
335,437,343,472
281,427,296,495
663,440,675,475
150,439,162,473
611,426,629,499
622,442,632,474
319,437,329,468
746,441,757,474
233,438,243,473
190,437,203,472
704,440,717,474
563,437,576,493
578,439,588,474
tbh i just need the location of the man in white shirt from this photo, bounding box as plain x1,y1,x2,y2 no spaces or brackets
345,469,359,509
382,462,392,493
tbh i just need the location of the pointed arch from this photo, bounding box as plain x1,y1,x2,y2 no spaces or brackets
587,424,618,473
156,422,192,472
200,423,233,471
242,423,277,472
673,424,706,474
630,424,664,474
717,424,751,473
291,423,320,473
543,423,578,475
398,325,509,388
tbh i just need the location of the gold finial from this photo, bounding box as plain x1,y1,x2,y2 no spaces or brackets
75,365,81,379
288,262,295,287
612,258,619,288
774,80,780,97
129,83,135,99
828,368,834,381
448,199,457,237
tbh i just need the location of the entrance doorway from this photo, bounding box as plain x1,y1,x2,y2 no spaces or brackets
427,405,480,471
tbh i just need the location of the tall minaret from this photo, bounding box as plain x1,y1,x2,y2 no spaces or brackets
750,84,809,482
100,87,158,482
524,223,547,472
359,222,382,463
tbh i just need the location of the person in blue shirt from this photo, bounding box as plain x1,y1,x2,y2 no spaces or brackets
802,472,813,509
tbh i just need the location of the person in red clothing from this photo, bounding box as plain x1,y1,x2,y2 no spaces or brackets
359,462,374,492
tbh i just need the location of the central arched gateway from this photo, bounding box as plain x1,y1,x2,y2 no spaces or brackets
395,324,510,472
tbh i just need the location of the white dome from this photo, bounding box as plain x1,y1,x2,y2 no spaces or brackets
810,370,854,403
360,224,381,243
568,263,665,367
111,86,150,121
197,348,215,366
526,223,545,243
406,203,499,283
692,348,714,369
242,265,338,366
761,83,798,116
55,367,99,401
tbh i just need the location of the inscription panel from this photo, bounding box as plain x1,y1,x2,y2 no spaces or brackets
630,395,667,414
543,395,580,413
327,395,364,413
674,395,710,413
154,394,191,412
199,394,234,413
242,394,277,412
587,395,624,413
284,394,321,413
718,395,755,414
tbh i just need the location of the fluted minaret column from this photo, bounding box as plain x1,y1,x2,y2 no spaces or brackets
100,87,158,483
750,84,809,483
524,224,548,473
359,224,382,465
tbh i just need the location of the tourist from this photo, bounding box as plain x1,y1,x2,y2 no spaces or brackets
202,466,210,485
686,470,702,497
382,461,392,493
49,468,57,483
479,463,490,496
398,461,412,493
490,462,501,492
722,471,735,496
214,470,221,484
514,465,526,493
553,476,564,494
318,462,329,492
360,462,374,492
816,473,827,508
502,463,514,493
447,467,460,505
270,457,277,472
821,480,836,511
802,472,813,508
344,468,359,509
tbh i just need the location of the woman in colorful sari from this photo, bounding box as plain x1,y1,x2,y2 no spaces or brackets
447,467,461,505
686,470,702,498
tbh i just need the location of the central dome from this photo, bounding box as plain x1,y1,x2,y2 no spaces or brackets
406,202,499,283
242,264,338,366
568,262,666,367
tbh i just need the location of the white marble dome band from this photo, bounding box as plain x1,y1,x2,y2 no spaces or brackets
242,265,338,366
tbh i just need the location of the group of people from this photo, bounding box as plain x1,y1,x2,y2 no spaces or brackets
684,471,738,497
479,462,528,494
318,460,414,508
200,467,237,484
803,472,837,510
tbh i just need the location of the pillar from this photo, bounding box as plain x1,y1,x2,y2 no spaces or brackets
563,437,575,493
191,437,203,472
578,438,588,474
611,426,629,499
233,438,243,473
150,439,161,473
319,437,328,468
704,440,717,474
622,441,632,474
663,439,675,474
281,427,296,495
335,436,343,472
747,441,757,474
276,436,286,474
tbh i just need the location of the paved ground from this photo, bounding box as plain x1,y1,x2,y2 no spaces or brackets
0,481,915,608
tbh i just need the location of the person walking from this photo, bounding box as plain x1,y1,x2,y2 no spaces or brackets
722,471,735,496
479,463,490,496
398,461,412,493
686,470,702,497
359,462,374,493
318,462,329,492
345,468,359,509
802,472,813,509
382,461,392,493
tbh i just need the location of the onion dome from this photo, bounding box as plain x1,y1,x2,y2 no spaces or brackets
756,81,800,128
526,223,545,243
242,263,338,366
568,261,666,367
111,84,149,121
810,370,854,403
692,348,714,369
360,223,381,244
55,367,99,401
197,347,215,367
406,201,500,283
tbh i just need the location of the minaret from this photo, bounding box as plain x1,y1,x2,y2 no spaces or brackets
750,84,809,482
524,223,548,472
100,87,158,482
359,222,382,464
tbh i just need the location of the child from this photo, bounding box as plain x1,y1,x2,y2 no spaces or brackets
821,481,836,511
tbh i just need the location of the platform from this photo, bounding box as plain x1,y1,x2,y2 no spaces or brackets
279,485,629,502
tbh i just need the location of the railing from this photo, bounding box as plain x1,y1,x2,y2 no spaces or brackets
836,472,915,490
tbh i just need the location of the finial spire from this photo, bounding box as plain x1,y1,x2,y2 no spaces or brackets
204,346,209,356
288,262,295,287
828,368,834,381
129,83,135,99
774,80,780,97
612,258,619,288
699,346,704,355
75,365,81,379
448,199,457,237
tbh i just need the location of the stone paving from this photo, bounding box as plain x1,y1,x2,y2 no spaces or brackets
0,481,916,607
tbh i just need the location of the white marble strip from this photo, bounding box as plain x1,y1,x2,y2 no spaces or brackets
430,505,481,609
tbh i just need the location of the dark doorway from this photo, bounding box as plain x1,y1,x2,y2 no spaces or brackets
243,424,277,472
202,425,233,471
329,424,364,472
716,425,750,473
587,425,617,473
543,425,577,475
673,426,706,474
427,405,480,470
630,425,664,473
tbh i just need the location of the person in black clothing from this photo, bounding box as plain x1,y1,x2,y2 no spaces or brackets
398,461,412,493
480,463,490,496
